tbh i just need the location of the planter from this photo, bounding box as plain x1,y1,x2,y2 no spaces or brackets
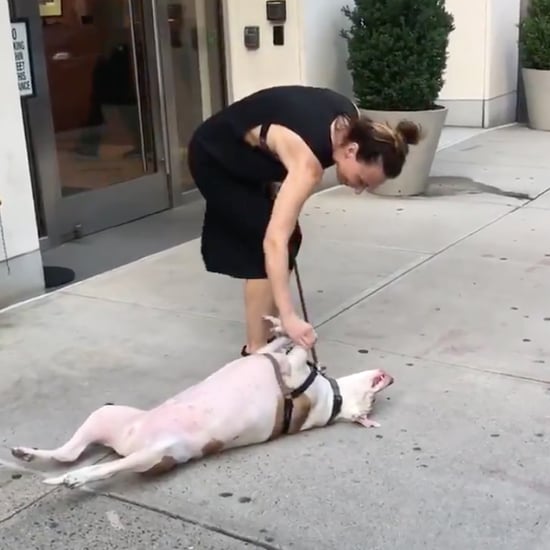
359,105,448,197
522,68,550,131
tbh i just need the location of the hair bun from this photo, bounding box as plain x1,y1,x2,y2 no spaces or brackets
396,120,422,146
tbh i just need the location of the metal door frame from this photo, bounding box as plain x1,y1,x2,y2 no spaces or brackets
154,0,209,208
9,0,61,248
11,0,173,247
153,0,184,208
154,0,230,207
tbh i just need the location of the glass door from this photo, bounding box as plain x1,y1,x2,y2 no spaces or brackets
14,0,170,243
158,0,227,194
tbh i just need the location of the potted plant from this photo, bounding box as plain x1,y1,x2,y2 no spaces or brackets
519,0,550,131
341,0,455,196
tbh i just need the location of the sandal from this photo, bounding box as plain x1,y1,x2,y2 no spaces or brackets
240,336,277,357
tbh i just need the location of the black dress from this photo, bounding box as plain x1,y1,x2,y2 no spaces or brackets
187,85,358,280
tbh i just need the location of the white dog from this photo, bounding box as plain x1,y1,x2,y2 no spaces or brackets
11,316,394,489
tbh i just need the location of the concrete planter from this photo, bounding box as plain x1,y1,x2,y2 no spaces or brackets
522,68,550,131
359,106,448,197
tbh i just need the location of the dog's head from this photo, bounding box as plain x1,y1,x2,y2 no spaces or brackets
336,368,394,426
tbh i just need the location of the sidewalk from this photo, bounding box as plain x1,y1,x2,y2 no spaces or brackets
1,124,549,549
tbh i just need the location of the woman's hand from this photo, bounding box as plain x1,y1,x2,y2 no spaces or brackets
282,312,317,349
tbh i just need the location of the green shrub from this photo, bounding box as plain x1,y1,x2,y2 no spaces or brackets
341,0,455,111
519,0,550,70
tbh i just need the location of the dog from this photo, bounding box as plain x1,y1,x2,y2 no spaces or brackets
11,316,394,489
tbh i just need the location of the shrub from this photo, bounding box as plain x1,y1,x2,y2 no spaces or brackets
341,0,455,111
519,0,550,70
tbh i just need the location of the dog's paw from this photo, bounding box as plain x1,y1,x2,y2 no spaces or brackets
361,418,381,429
42,474,65,487
353,415,381,429
11,447,37,462
365,420,381,429
43,472,86,489
262,315,285,336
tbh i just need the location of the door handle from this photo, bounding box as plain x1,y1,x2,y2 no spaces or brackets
52,51,71,61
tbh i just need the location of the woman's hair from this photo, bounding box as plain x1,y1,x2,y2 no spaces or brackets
344,116,423,178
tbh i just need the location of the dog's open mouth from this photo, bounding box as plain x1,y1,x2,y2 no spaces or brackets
372,374,393,388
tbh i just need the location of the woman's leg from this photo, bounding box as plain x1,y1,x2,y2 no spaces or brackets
243,223,302,354
244,279,277,354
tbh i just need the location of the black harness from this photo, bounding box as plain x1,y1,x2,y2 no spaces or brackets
263,353,343,435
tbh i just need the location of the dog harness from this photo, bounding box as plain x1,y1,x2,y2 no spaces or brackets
263,353,343,436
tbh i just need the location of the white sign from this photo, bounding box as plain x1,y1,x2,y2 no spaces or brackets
11,21,34,98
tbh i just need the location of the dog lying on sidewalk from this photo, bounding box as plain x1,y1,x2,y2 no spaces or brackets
11,316,394,489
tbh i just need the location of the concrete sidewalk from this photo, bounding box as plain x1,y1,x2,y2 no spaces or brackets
1,124,549,549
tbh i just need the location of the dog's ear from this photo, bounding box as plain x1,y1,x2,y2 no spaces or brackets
352,414,380,429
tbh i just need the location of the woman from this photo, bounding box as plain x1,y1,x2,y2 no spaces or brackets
187,85,420,355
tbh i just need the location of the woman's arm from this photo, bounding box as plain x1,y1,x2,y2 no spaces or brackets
260,125,323,324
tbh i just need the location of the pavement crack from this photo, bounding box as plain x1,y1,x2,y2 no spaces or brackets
314,205,525,331
99,492,281,550
356,344,550,385
60,291,245,326
0,487,57,526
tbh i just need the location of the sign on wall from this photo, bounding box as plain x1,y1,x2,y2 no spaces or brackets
11,21,35,98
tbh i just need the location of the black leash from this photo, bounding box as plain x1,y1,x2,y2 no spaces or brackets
293,259,322,370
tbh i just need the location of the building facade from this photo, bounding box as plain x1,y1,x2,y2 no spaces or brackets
0,0,523,309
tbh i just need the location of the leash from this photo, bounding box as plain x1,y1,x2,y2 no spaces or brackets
293,258,322,369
